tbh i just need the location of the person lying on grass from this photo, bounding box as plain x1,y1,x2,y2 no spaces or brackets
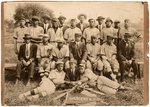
19,71,56,101
72,62,131,94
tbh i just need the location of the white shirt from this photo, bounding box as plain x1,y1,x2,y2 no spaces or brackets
29,26,44,38
25,43,31,58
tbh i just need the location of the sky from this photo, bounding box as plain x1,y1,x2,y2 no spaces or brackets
3,1,144,23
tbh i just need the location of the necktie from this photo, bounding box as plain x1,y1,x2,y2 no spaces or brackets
26,44,29,58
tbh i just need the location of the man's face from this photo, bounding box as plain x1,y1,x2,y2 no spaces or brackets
98,19,104,25
75,36,81,42
89,20,95,27
20,20,26,26
124,36,130,42
58,42,63,47
70,21,76,27
43,37,49,43
79,66,85,74
25,39,31,44
53,21,59,28
106,21,112,27
107,37,113,45
57,64,64,71
33,20,39,26
124,21,130,28
69,63,76,69
91,37,97,44
59,19,65,25
44,19,49,24
114,23,120,28
79,16,85,23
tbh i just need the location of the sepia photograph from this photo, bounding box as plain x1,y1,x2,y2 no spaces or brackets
1,1,148,106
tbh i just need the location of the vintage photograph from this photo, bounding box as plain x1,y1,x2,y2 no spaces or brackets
2,1,147,106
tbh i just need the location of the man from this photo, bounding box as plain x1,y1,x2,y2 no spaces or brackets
76,14,88,33
96,16,105,32
25,19,31,28
119,19,141,42
15,34,37,86
69,33,87,65
100,18,117,44
86,35,103,75
64,19,82,44
47,18,63,46
29,16,44,43
83,19,100,44
74,63,126,94
118,32,139,84
40,14,52,34
13,17,30,54
52,38,69,70
36,34,54,74
101,34,119,82
58,15,69,34
114,20,121,46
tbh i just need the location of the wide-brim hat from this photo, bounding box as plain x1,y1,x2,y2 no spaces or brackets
58,16,66,20
32,16,40,21
23,34,32,39
96,16,105,21
77,14,87,19
105,17,113,24
42,14,51,20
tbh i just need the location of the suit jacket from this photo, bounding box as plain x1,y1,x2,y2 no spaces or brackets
96,24,105,32
65,67,80,81
117,40,135,61
69,41,87,61
40,23,52,34
76,23,88,33
18,43,37,61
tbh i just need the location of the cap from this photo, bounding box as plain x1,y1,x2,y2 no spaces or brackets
32,16,39,21
56,60,64,65
42,14,51,20
124,19,130,22
96,16,105,21
114,20,120,23
58,16,66,20
88,18,95,22
52,18,59,22
75,32,82,37
91,35,97,39
69,59,77,64
23,34,32,39
105,17,113,24
42,34,49,38
57,38,65,43
19,17,26,21
77,14,87,19
106,34,116,38
124,32,132,37
70,19,76,22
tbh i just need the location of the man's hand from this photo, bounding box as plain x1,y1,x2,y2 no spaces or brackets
22,60,28,66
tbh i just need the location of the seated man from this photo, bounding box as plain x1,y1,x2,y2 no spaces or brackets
101,34,119,81
36,34,54,75
52,38,69,70
19,70,55,101
49,61,66,90
86,35,103,75
74,62,126,94
69,33,87,65
15,34,37,86
118,32,139,84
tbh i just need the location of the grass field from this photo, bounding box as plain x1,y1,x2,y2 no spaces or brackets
3,27,145,106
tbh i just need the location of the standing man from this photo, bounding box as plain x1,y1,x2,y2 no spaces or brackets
100,18,117,44
47,18,63,46
114,20,121,46
25,19,31,28
64,19,82,44
83,19,100,44
29,16,44,43
76,14,88,33
52,38,70,70
13,17,30,54
96,16,105,32
40,14,52,34
15,34,37,86
118,32,138,84
119,19,141,42
36,34,54,74
58,15,69,34
86,35,103,75
101,34,119,82
69,33,87,65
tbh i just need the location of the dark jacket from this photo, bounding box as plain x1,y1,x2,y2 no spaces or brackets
65,67,80,81
117,39,135,61
69,42,87,61
40,23,51,34
95,24,105,32
18,43,37,61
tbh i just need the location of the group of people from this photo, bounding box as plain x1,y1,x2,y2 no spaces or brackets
13,13,141,100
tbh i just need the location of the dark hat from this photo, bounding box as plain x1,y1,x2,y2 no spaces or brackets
58,16,66,20
75,32,82,37
32,16,39,21
107,34,116,39
79,63,86,68
124,32,132,37
88,18,95,22
70,19,76,22
52,18,59,22
105,17,113,24
96,16,105,21
42,14,51,20
69,59,77,64
91,35,97,39
56,60,64,65
77,14,87,19
124,19,130,22
25,19,31,23
114,20,120,23
23,34,32,39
